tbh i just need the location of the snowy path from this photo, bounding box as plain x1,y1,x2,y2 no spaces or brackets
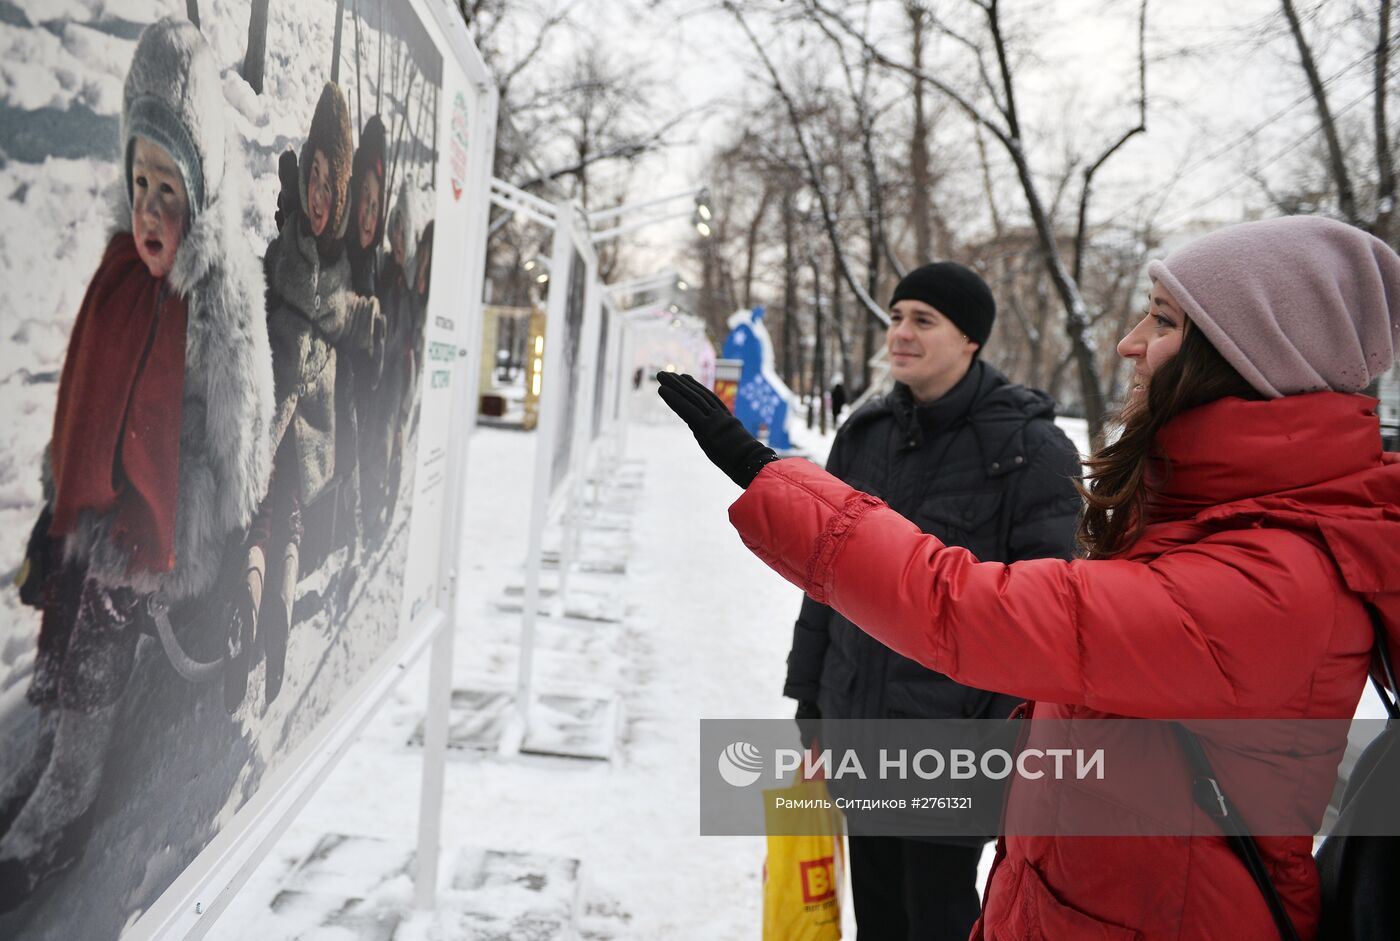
208,417,810,939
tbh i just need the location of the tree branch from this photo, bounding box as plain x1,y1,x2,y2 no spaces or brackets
1376,0,1396,242
1280,0,1359,223
513,106,697,190
1073,0,1148,284
727,2,890,326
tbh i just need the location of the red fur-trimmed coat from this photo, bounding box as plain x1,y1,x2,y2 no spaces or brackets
729,392,1400,941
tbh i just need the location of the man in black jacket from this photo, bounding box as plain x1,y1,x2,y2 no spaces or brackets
787,262,1081,939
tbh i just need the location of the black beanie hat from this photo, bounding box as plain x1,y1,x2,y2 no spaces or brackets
889,261,996,348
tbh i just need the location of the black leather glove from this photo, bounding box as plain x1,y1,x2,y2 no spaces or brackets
795,699,822,752
655,371,778,488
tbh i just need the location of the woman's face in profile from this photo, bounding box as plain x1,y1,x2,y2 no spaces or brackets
1117,281,1185,403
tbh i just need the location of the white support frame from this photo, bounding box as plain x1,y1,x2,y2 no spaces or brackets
555,266,602,606
489,177,559,230
413,42,500,909
124,2,499,936
508,200,601,749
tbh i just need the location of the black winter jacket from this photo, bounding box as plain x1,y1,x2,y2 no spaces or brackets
783,361,1082,722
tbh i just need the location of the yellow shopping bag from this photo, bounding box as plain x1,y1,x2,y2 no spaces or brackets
762,777,844,941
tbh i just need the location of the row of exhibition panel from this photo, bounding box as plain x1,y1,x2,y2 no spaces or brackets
0,1,710,938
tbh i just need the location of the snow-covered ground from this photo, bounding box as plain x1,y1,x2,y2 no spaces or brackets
205,415,817,939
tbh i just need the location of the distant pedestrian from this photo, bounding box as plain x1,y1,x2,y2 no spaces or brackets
829,373,847,422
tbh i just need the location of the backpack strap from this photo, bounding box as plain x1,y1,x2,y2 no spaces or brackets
1368,603,1400,720
1172,602,1393,941
1170,722,1301,941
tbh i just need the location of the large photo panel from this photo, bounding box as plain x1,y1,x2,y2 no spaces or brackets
0,0,460,935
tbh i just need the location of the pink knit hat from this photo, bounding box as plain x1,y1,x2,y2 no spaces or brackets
1147,216,1400,398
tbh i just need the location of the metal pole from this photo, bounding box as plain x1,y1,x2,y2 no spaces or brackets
591,206,697,243
413,81,499,910
508,198,575,752
586,186,703,225
490,176,560,218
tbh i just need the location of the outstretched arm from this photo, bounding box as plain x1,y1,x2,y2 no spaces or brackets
729,457,1337,719
651,372,1338,719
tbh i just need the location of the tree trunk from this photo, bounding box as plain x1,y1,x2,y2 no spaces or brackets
1280,0,1359,224
908,2,932,262
811,255,827,433
330,0,346,85
243,0,271,95
832,255,851,411
861,135,883,395
1375,0,1396,244
781,182,799,384
742,184,774,307
377,0,385,113
353,1,363,129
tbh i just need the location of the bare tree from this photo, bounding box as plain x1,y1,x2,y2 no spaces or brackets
243,0,271,94
330,0,346,84
907,1,933,262
803,0,1151,440
807,6,907,392
726,2,891,333
1275,0,1396,242
1280,0,1360,223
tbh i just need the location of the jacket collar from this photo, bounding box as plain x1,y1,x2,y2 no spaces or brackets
890,359,987,441
882,361,1058,474
1149,392,1383,519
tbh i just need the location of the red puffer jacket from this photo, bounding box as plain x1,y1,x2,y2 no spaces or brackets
729,392,1400,941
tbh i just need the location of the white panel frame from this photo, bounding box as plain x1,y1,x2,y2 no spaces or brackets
123,2,499,936
508,202,599,744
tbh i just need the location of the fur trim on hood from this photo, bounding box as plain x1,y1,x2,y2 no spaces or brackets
122,16,225,219
300,82,355,254
350,114,388,252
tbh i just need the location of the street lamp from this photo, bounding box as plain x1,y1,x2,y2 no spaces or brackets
524,254,550,284
588,185,717,243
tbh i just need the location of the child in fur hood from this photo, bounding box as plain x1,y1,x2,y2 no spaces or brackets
1,17,273,903
341,114,388,559
255,82,385,701
363,179,421,538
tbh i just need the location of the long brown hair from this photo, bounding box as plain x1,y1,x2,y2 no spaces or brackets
1077,319,1264,559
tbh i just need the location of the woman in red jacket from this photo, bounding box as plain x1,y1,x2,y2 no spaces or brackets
658,215,1400,941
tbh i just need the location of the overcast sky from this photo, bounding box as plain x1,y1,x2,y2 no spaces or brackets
507,0,1371,276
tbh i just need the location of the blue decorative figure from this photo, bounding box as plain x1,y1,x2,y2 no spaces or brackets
721,306,794,451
